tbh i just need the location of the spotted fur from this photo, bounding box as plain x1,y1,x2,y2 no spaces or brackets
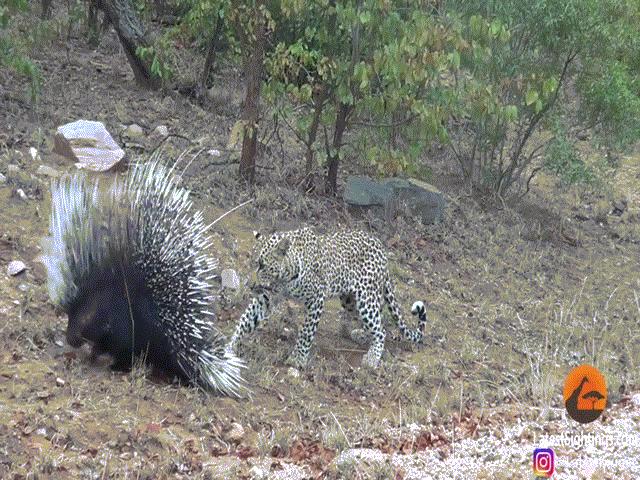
227,227,427,368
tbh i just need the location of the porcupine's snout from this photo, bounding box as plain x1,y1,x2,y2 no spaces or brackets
65,287,112,349
66,325,85,348
66,301,95,348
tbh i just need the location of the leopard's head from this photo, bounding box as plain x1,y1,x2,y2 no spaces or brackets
251,231,298,291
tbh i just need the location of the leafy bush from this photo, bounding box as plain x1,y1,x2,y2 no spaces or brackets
544,134,595,186
265,0,458,192
446,0,640,197
1,0,42,101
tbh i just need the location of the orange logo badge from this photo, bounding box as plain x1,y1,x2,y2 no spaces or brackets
563,364,607,424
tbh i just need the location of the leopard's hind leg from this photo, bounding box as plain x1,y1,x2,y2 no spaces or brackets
340,293,370,345
355,290,386,368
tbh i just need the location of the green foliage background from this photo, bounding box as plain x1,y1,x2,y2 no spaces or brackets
4,0,640,196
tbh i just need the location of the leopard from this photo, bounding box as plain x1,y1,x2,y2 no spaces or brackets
226,227,427,369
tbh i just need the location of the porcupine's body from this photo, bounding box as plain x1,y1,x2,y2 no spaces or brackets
40,159,246,396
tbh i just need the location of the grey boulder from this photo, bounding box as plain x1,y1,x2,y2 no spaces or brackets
344,176,445,224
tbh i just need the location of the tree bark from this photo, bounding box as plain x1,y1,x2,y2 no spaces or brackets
325,102,351,195
96,0,160,89
41,0,52,19
238,5,266,184
325,0,359,195
87,0,102,45
197,12,224,100
303,86,327,191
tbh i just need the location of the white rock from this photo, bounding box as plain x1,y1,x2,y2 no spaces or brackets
7,164,20,173
631,393,640,407
54,120,125,171
7,260,26,276
248,465,267,479
125,123,144,138
152,125,169,137
16,189,28,201
208,149,222,157
29,147,40,161
0,173,6,183
221,269,240,289
224,422,245,443
287,367,300,379
36,165,61,178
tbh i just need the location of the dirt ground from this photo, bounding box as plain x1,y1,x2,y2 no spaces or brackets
1,12,640,480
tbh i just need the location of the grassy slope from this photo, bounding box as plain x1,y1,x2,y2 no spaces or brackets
1,15,639,479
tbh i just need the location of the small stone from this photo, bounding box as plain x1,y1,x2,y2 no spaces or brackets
0,173,6,183
611,198,627,216
248,465,267,479
287,367,300,379
208,149,222,157
36,165,61,178
125,123,144,138
152,125,169,137
221,269,240,290
7,260,26,276
162,96,176,109
29,147,40,161
631,393,640,407
576,131,589,141
224,422,245,443
7,164,20,173
16,189,28,201
56,378,65,387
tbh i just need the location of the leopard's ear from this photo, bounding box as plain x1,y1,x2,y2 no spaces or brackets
276,237,290,255
253,230,261,240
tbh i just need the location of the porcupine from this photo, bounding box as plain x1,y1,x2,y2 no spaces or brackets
39,159,246,396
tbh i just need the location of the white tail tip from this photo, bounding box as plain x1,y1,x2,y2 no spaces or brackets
411,301,425,314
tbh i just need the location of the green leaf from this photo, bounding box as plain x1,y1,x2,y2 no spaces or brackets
534,99,543,113
449,50,460,68
525,89,539,106
542,78,558,97
359,11,371,24
489,20,501,37
504,105,518,121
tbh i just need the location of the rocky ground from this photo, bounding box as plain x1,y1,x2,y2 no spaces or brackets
1,10,640,480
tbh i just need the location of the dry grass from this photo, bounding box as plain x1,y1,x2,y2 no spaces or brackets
1,8,640,477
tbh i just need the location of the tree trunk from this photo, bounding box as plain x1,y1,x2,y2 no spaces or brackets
303,86,327,191
87,0,101,45
197,12,224,101
325,102,350,195
41,0,52,19
153,0,165,18
325,0,359,195
96,0,160,89
238,5,266,184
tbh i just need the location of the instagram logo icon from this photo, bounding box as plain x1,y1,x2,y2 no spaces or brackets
533,448,555,478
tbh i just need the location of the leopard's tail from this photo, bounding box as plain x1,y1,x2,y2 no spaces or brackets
383,278,426,343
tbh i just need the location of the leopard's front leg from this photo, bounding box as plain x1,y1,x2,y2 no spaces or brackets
226,292,270,355
286,290,325,368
